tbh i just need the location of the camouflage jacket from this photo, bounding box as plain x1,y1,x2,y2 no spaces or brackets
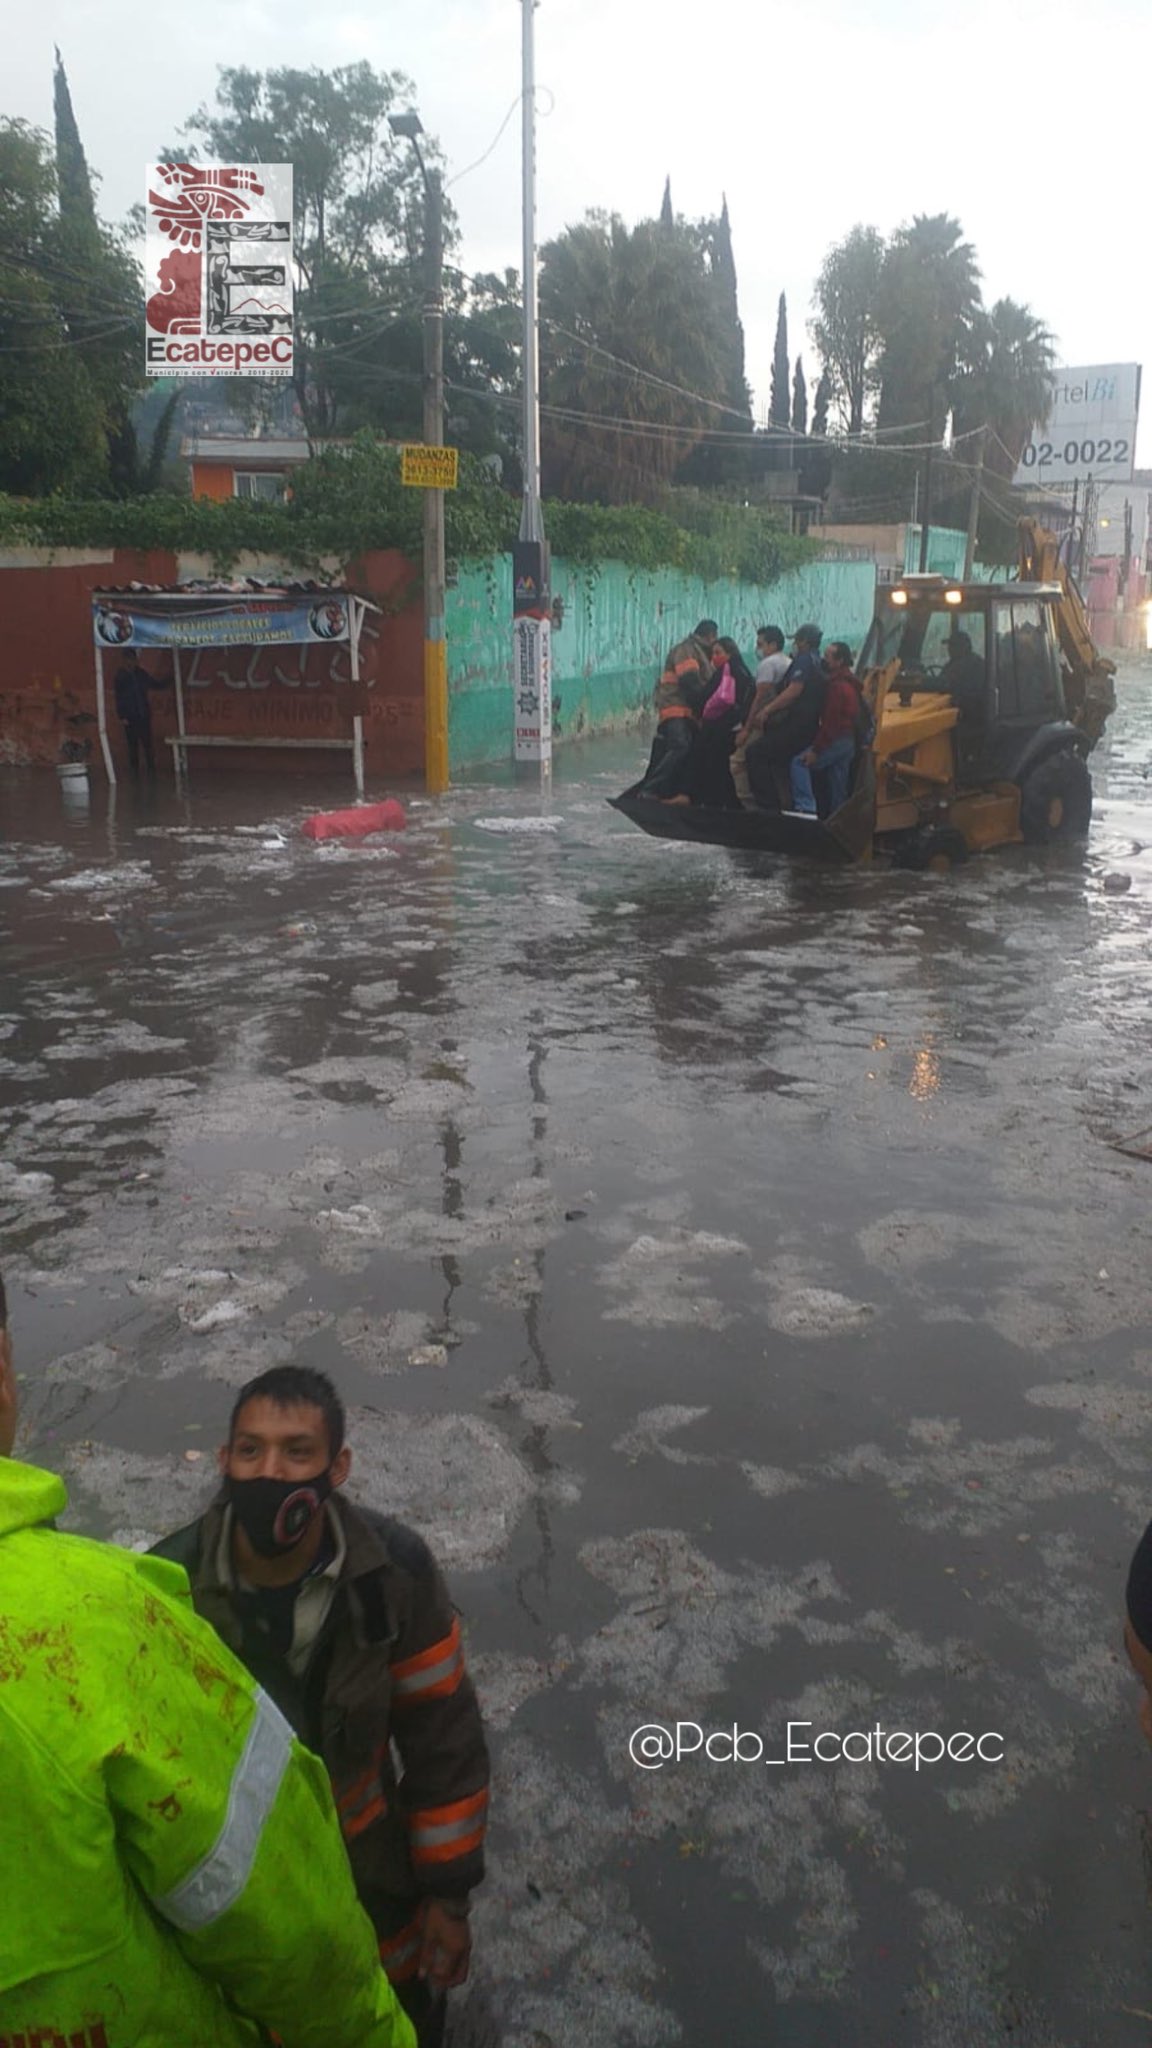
654,633,713,717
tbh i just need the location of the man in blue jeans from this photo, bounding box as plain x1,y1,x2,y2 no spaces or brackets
790,641,866,817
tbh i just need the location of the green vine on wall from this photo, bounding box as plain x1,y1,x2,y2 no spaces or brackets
0,436,816,584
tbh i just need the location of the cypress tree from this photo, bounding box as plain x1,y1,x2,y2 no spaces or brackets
659,177,674,229
792,356,808,435
53,48,98,237
769,292,790,428
812,370,833,438
712,197,748,420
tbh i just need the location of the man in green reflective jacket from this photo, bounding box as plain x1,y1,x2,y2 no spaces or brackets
0,1268,416,2048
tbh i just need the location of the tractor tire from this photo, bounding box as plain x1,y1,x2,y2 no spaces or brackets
1019,749,1093,844
897,825,970,873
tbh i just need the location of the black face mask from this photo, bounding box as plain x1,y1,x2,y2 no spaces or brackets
224,1470,333,1559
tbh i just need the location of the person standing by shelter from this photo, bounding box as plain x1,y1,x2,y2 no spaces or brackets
0,1270,415,2048
113,646,170,778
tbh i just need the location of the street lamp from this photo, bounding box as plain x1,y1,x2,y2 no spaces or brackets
388,110,449,794
513,0,552,782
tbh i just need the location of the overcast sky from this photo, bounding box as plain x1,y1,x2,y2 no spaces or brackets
9,0,1151,462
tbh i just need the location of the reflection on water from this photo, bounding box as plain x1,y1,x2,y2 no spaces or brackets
909,1038,943,1101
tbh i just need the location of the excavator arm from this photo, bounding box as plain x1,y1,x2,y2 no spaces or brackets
1018,518,1116,747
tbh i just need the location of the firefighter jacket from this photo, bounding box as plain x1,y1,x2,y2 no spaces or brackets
654,634,713,720
0,1456,415,2048
152,1496,490,1970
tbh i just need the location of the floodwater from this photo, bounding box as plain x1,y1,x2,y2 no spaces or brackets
2,654,1152,2048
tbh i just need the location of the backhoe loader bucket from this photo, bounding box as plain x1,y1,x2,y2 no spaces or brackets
609,757,876,864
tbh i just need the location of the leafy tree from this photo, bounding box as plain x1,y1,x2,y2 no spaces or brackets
314,263,522,472
538,212,728,504
183,64,444,436
770,292,790,429
875,213,980,437
792,356,808,436
0,120,106,493
0,112,140,497
810,224,884,435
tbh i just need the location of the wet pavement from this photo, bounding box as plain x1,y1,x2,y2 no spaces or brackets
3,653,1152,2047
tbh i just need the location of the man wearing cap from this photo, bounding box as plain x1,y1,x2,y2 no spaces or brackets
736,624,827,811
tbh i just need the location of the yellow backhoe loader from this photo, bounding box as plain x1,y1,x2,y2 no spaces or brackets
611,521,1117,867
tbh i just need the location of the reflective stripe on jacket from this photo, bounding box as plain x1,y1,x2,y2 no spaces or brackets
654,635,712,718
151,1497,490,1927
0,1457,415,2048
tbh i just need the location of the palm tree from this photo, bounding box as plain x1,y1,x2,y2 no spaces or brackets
538,212,727,503
876,213,981,437
953,297,1055,472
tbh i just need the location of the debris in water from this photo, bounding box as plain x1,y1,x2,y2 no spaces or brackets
473,816,559,835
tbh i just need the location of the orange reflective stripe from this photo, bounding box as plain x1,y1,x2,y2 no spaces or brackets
343,1790,387,1840
379,1914,423,1984
337,1763,376,1815
407,1787,488,1866
410,1820,487,1866
392,1618,464,1702
336,1744,388,1838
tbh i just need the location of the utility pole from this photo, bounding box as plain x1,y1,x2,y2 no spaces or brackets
421,166,448,793
513,0,552,783
963,427,985,579
389,111,449,794
918,434,935,572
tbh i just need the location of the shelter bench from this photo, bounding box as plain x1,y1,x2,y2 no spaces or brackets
165,725,364,795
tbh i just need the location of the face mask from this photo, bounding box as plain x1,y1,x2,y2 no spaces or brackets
224,1469,333,1559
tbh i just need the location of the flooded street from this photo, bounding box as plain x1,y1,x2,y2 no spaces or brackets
3,652,1152,2047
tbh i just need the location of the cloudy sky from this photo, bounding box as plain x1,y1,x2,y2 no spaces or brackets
9,0,1151,460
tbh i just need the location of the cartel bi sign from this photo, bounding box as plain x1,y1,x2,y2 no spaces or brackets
1014,363,1141,486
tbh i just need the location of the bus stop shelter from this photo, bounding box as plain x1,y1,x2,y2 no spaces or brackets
91,583,379,792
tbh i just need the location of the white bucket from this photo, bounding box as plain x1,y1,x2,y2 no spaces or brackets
57,761,89,785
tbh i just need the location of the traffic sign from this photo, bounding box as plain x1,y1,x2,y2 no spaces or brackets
401,444,459,489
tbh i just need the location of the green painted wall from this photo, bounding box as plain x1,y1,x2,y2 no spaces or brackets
902,524,969,576
447,553,879,770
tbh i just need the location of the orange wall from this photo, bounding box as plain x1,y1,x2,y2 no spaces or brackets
0,547,424,783
190,462,235,501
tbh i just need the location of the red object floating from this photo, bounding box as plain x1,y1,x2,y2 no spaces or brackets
302,800,407,841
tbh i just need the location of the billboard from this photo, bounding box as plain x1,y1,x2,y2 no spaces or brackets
145,163,294,378
93,597,348,649
1013,364,1140,487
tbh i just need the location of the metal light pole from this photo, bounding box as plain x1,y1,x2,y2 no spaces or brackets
520,0,542,549
512,0,552,782
390,112,449,793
